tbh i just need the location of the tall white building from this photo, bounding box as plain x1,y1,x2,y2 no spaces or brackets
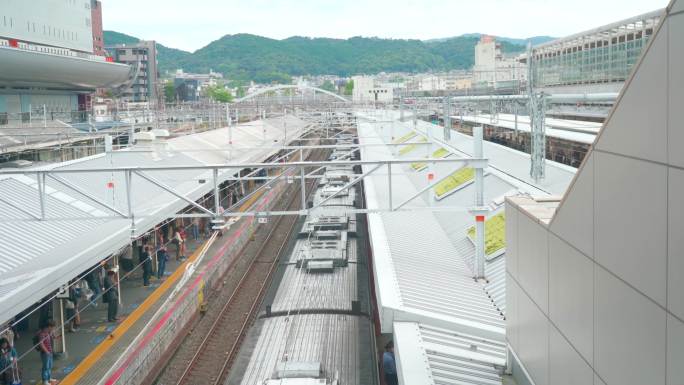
505,3,682,385
473,35,526,86
352,75,393,103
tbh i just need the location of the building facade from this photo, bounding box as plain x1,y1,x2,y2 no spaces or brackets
107,41,159,106
351,75,394,103
473,35,527,86
506,3,682,385
530,10,662,93
172,69,223,102
91,1,104,56
0,0,131,122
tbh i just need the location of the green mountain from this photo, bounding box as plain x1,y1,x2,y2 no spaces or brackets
440,33,556,46
104,31,530,83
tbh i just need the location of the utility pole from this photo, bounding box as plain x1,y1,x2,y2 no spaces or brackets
443,96,451,141
527,42,546,182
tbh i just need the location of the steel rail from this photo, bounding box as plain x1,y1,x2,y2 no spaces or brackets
173,150,322,385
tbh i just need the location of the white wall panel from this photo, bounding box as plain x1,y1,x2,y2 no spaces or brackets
595,20,668,164
506,203,519,279
673,0,684,13
595,151,668,306
549,325,593,385
549,234,594,363
667,314,684,385
506,273,519,351
518,291,549,385
594,267,666,385
518,213,549,313
670,14,684,168
669,167,684,320
550,153,594,258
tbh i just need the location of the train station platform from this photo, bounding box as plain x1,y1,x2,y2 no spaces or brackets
57,195,264,385
0,115,312,385
13,238,202,384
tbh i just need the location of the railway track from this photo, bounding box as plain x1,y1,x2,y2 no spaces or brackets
157,149,325,385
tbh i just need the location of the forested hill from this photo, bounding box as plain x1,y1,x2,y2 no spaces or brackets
103,31,550,83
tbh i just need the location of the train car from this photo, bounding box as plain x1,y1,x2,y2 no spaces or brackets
226,139,377,385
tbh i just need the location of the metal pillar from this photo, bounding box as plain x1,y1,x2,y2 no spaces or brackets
473,126,486,279
528,42,546,182
400,98,405,121
443,97,451,141
58,298,67,356
300,167,307,211
387,163,392,210
38,172,46,220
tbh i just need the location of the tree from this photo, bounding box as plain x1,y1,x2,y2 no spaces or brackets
344,80,354,96
163,81,176,103
206,85,233,103
235,87,246,98
320,80,336,93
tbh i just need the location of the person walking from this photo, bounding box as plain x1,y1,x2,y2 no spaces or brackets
383,341,398,385
0,337,18,385
156,246,169,279
140,246,152,287
36,320,56,385
103,270,120,322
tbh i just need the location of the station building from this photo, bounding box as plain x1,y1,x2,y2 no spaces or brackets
0,0,132,124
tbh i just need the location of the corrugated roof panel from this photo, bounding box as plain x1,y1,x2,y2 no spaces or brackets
0,116,312,326
394,322,506,385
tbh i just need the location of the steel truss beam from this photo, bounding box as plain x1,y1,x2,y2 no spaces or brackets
0,157,487,222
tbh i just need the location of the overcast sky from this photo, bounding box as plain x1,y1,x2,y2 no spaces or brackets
103,0,667,52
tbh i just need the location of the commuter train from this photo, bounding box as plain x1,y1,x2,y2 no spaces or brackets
226,134,378,385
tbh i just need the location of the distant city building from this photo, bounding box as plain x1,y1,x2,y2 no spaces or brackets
91,1,105,56
352,75,394,103
473,35,527,86
106,40,159,106
410,72,474,93
0,0,131,123
529,9,661,93
172,69,223,102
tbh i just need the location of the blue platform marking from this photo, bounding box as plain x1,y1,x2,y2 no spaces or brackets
90,335,106,345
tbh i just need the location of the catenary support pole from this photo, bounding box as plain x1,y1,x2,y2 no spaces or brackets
473,126,486,279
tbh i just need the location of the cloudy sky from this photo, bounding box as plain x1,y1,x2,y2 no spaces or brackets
103,0,667,52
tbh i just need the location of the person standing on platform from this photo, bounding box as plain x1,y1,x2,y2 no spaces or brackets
140,246,152,287
0,337,18,385
178,228,187,260
157,246,169,279
36,320,55,385
192,218,200,242
383,341,398,385
103,270,120,322
85,267,102,307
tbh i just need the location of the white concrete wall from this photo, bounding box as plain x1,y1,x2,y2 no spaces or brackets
0,0,94,53
506,3,684,384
